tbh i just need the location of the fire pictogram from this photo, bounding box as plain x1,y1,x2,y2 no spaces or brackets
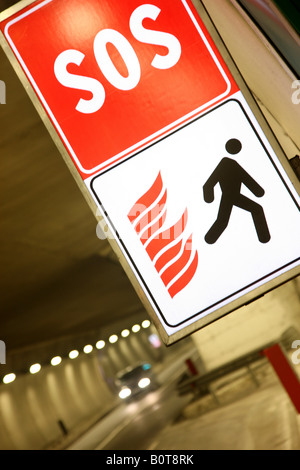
128,172,198,298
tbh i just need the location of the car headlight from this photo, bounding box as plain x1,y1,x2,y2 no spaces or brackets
138,377,151,389
119,387,131,399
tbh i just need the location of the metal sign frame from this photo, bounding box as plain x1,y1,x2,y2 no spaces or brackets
1,0,299,345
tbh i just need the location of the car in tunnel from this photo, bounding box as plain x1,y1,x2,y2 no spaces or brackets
115,362,158,401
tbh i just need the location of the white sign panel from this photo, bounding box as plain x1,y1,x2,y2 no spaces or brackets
90,93,300,339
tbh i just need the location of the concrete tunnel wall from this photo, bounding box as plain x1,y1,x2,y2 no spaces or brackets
193,279,300,371
0,280,299,450
0,325,166,450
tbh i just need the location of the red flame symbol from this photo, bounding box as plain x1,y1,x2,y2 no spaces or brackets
128,172,198,298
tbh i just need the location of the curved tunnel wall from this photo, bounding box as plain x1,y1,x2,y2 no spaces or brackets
0,325,166,450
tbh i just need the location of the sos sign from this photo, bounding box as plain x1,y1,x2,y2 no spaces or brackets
2,0,300,346
1,0,237,178
54,4,182,114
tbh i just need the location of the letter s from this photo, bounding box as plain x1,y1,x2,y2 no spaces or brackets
291,340,300,365
54,49,105,114
130,4,181,70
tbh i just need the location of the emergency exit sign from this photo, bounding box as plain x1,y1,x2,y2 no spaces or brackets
1,0,299,345
1,0,238,178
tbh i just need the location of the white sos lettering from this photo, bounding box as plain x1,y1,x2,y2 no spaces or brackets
54,4,181,114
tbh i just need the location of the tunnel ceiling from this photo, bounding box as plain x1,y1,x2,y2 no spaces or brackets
0,31,146,359
0,0,19,12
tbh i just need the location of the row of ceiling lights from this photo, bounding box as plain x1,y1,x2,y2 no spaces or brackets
2,320,151,385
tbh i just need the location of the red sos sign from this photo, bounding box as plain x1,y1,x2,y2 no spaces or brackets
1,0,238,179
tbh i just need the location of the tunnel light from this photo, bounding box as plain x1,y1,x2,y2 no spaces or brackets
119,387,131,399
138,377,151,389
121,329,130,338
3,373,16,384
142,320,150,328
29,363,41,374
109,334,118,344
96,340,105,350
148,333,161,348
132,324,140,333
83,344,93,354
51,356,62,366
69,350,79,359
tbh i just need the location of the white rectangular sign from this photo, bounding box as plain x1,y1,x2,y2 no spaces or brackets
89,93,300,341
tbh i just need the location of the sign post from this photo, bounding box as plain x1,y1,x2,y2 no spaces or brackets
1,0,299,344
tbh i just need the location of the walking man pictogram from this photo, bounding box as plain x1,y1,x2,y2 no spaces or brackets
203,138,271,244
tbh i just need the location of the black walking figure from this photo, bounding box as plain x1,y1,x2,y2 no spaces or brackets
203,138,271,244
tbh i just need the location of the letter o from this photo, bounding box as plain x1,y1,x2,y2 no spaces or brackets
94,29,141,90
